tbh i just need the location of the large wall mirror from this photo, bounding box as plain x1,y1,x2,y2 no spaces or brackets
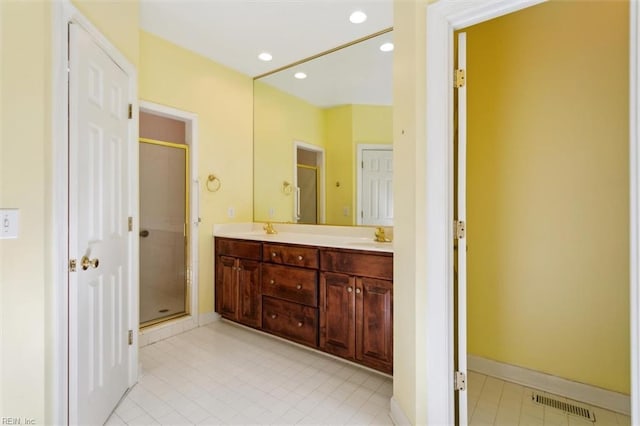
253,29,393,226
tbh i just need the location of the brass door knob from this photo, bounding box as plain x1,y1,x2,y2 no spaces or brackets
296,284,302,290
347,287,353,293
297,322,303,327
271,314,277,319
355,288,361,294
81,255,99,270
270,279,275,285
297,255,303,261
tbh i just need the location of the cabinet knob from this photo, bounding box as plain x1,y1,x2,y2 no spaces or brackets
270,279,275,285
271,252,277,257
296,284,302,290
355,288,361,294
297,322,303,327
271,314,277,319
297,255,303,261
347,287,353,293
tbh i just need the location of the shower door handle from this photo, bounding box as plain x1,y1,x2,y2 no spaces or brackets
139,230,149,238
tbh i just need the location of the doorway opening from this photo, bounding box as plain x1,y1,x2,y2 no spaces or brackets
293,141,325,224
456,1,631,421
423,0,639,423
138,104,199,328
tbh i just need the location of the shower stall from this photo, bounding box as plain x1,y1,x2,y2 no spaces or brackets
138,137,189,326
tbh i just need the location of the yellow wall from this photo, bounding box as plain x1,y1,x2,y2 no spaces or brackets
72,0,139,67
325,105,354,224
1,2,49,422
352,104,393,143
324,104,394,225
392,0,429,423
466,0,629,393
1,0,139,423
253,81,325,223
139,31,254,314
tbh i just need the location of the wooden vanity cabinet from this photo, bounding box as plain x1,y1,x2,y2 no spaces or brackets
261,244,319,347
262,296,318,347
214,237,393,374
320,249,393,374
215,238,262,328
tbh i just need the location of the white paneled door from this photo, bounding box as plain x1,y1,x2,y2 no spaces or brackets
68,22,132,425
360,149,393,226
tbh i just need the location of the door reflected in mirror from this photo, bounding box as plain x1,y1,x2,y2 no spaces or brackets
253,29,393,226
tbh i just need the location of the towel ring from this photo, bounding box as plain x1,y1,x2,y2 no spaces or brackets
282,181,293,195
206,174,221,192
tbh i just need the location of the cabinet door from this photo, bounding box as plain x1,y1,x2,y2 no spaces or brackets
237,259,262,328
320,272,355,359
217,256,238,319
356,277,393,373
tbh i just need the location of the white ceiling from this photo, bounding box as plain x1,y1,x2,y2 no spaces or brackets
139,0,394,107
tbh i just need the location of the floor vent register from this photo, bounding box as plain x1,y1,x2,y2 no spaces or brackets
532,393,596,422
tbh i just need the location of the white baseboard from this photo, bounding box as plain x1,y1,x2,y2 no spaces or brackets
468,355,630,415
199,311,221,326
389,396,411,426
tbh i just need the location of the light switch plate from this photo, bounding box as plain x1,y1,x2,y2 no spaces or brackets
1,208,19,239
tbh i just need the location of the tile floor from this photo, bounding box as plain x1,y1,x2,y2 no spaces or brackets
107,321,394,425
107,321,631,425
467,371,631,426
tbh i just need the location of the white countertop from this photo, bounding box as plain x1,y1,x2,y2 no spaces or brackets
213,223,394,253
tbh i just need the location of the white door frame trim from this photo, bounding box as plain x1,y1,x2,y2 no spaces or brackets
425,0,639,423
356,144,393,225
51,2,139,424
293,140,326,224
138,100,200,325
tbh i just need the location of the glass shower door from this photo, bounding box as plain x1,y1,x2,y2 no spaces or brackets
297,164,318,224
139,138,189,326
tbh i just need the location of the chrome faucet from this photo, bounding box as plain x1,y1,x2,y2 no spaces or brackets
263,222,277,235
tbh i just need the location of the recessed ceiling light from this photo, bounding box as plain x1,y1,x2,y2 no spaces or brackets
349,10,367,24
380,42,394,52
258,52,273,61
294,72,307,80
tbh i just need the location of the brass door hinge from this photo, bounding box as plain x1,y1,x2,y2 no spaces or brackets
454,69,466,88
454,371,466,391
455,220,466,239
128,217,133,232
69,259,77,272
128,330,133,345
128,104,133,119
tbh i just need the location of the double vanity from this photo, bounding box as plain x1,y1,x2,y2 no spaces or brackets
213,223,394,375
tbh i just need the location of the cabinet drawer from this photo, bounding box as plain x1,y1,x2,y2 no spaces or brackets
320,250,393,280
263,243,319,268
215,238,262,260
262,296,318,347
262,264,318,307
